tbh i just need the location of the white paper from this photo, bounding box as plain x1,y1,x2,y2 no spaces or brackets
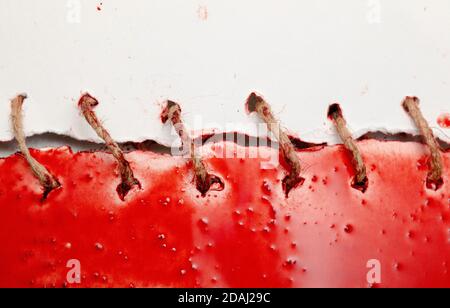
0,0,449,148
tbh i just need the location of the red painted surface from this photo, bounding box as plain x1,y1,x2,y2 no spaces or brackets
438,113,450,129
0,140,449,288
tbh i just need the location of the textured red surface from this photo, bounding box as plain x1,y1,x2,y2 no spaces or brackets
0,140,449,288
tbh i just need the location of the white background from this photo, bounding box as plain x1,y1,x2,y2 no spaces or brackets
0,0,449,150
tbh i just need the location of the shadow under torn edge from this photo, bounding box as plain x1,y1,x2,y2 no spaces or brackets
0,131,448,159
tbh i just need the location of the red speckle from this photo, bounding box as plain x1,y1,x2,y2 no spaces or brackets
437,113,450,128
262,180,272,195
97,3,103,11
344,224,354,234
417,156,429,172
197,5,208,21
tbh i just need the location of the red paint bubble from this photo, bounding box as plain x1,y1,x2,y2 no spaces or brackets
0,140,449,288
437,113,450,128
197,5,208,21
